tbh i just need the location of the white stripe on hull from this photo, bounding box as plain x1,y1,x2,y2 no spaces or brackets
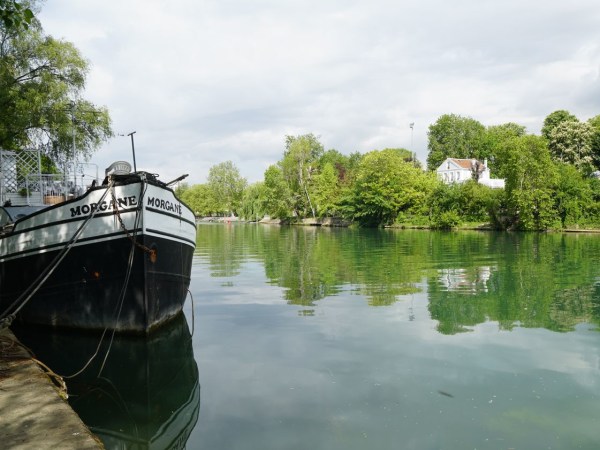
0,181,196,263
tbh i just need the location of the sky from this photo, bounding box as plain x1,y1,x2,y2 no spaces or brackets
38,0,600,184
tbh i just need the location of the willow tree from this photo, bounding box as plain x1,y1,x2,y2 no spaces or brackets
0,1,111,164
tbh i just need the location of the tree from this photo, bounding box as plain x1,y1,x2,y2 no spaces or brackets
262,164,292,219
312,162,339,217
0,0,33,30
553,163,592,228
427,180,497,229
352,149,436,226
426,114,486,171
503,135,558,230
548,121,594,173
280,134,324,218
240,182,266,221
207,161,247,216
481,122,526,178
588,115,600,170
179,183,218,217
541,110,578,141
0,2,111,162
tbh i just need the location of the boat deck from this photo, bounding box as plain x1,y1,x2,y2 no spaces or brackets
0,327,102,449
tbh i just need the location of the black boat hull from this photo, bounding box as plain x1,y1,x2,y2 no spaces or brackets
2,234,193,332
0,175,197,333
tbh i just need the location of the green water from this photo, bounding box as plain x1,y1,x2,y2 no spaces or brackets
18,224,600,449
188,225,600,450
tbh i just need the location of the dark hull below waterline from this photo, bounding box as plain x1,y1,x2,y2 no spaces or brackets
0,234,194,333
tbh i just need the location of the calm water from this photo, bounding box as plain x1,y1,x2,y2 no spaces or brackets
16,225,600,449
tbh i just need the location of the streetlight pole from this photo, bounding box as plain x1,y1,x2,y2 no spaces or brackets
128,131,137,172
409,122,415,162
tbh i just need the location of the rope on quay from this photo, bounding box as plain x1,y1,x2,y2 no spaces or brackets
0,333,68,399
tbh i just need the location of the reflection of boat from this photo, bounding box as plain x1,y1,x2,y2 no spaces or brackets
12,312,200,450
0,157,196,332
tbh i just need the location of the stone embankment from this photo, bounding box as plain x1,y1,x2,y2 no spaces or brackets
0,328,102,449
195,216,351,226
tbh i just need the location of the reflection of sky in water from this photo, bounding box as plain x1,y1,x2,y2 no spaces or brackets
185,231,600,450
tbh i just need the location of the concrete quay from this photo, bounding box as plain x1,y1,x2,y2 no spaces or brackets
0,327,102,450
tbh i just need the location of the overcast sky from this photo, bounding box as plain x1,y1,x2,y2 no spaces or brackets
39,0,600,184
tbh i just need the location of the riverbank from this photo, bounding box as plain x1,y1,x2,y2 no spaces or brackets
0,327,102,449
197,216,600,233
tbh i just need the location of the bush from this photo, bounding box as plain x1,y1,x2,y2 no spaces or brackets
431,210,461,229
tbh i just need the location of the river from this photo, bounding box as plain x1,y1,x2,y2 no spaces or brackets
17,224,600,449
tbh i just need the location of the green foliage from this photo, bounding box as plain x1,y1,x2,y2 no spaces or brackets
189,109,600,230
207,161,247,216
482,123,526,178
548,121,594,173
426,114,486,171
0,0,34,30
553,163,592,228
587,115,600,169
280,134,324,218
431,210,461,230
541,110,578,141
352,149,436,226
174,181,189,198
0,6,112,162
262,164,293,219
427,180,496,228
503,135,558,230
179,183,218,217
240,182,266,221
312,162,339,217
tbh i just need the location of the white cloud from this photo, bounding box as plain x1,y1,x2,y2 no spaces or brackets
38,0,600,183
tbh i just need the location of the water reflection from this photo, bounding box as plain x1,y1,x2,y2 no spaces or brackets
13,313,200,450
195,224,600,334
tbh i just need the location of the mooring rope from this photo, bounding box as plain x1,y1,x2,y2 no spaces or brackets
65,180,147,379
188,289,195,338
0,179,116,330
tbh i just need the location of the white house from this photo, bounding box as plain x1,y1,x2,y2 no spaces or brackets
436,158,505,189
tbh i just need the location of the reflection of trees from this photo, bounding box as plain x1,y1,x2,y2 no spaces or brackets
261,227,431,306
428,233,600,334
195,223,248,277
197,224,428,307
196,225,600,333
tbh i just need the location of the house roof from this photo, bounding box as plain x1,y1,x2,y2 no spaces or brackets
438,158,486,173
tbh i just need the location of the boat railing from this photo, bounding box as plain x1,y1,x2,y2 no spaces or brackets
1,174,74,207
